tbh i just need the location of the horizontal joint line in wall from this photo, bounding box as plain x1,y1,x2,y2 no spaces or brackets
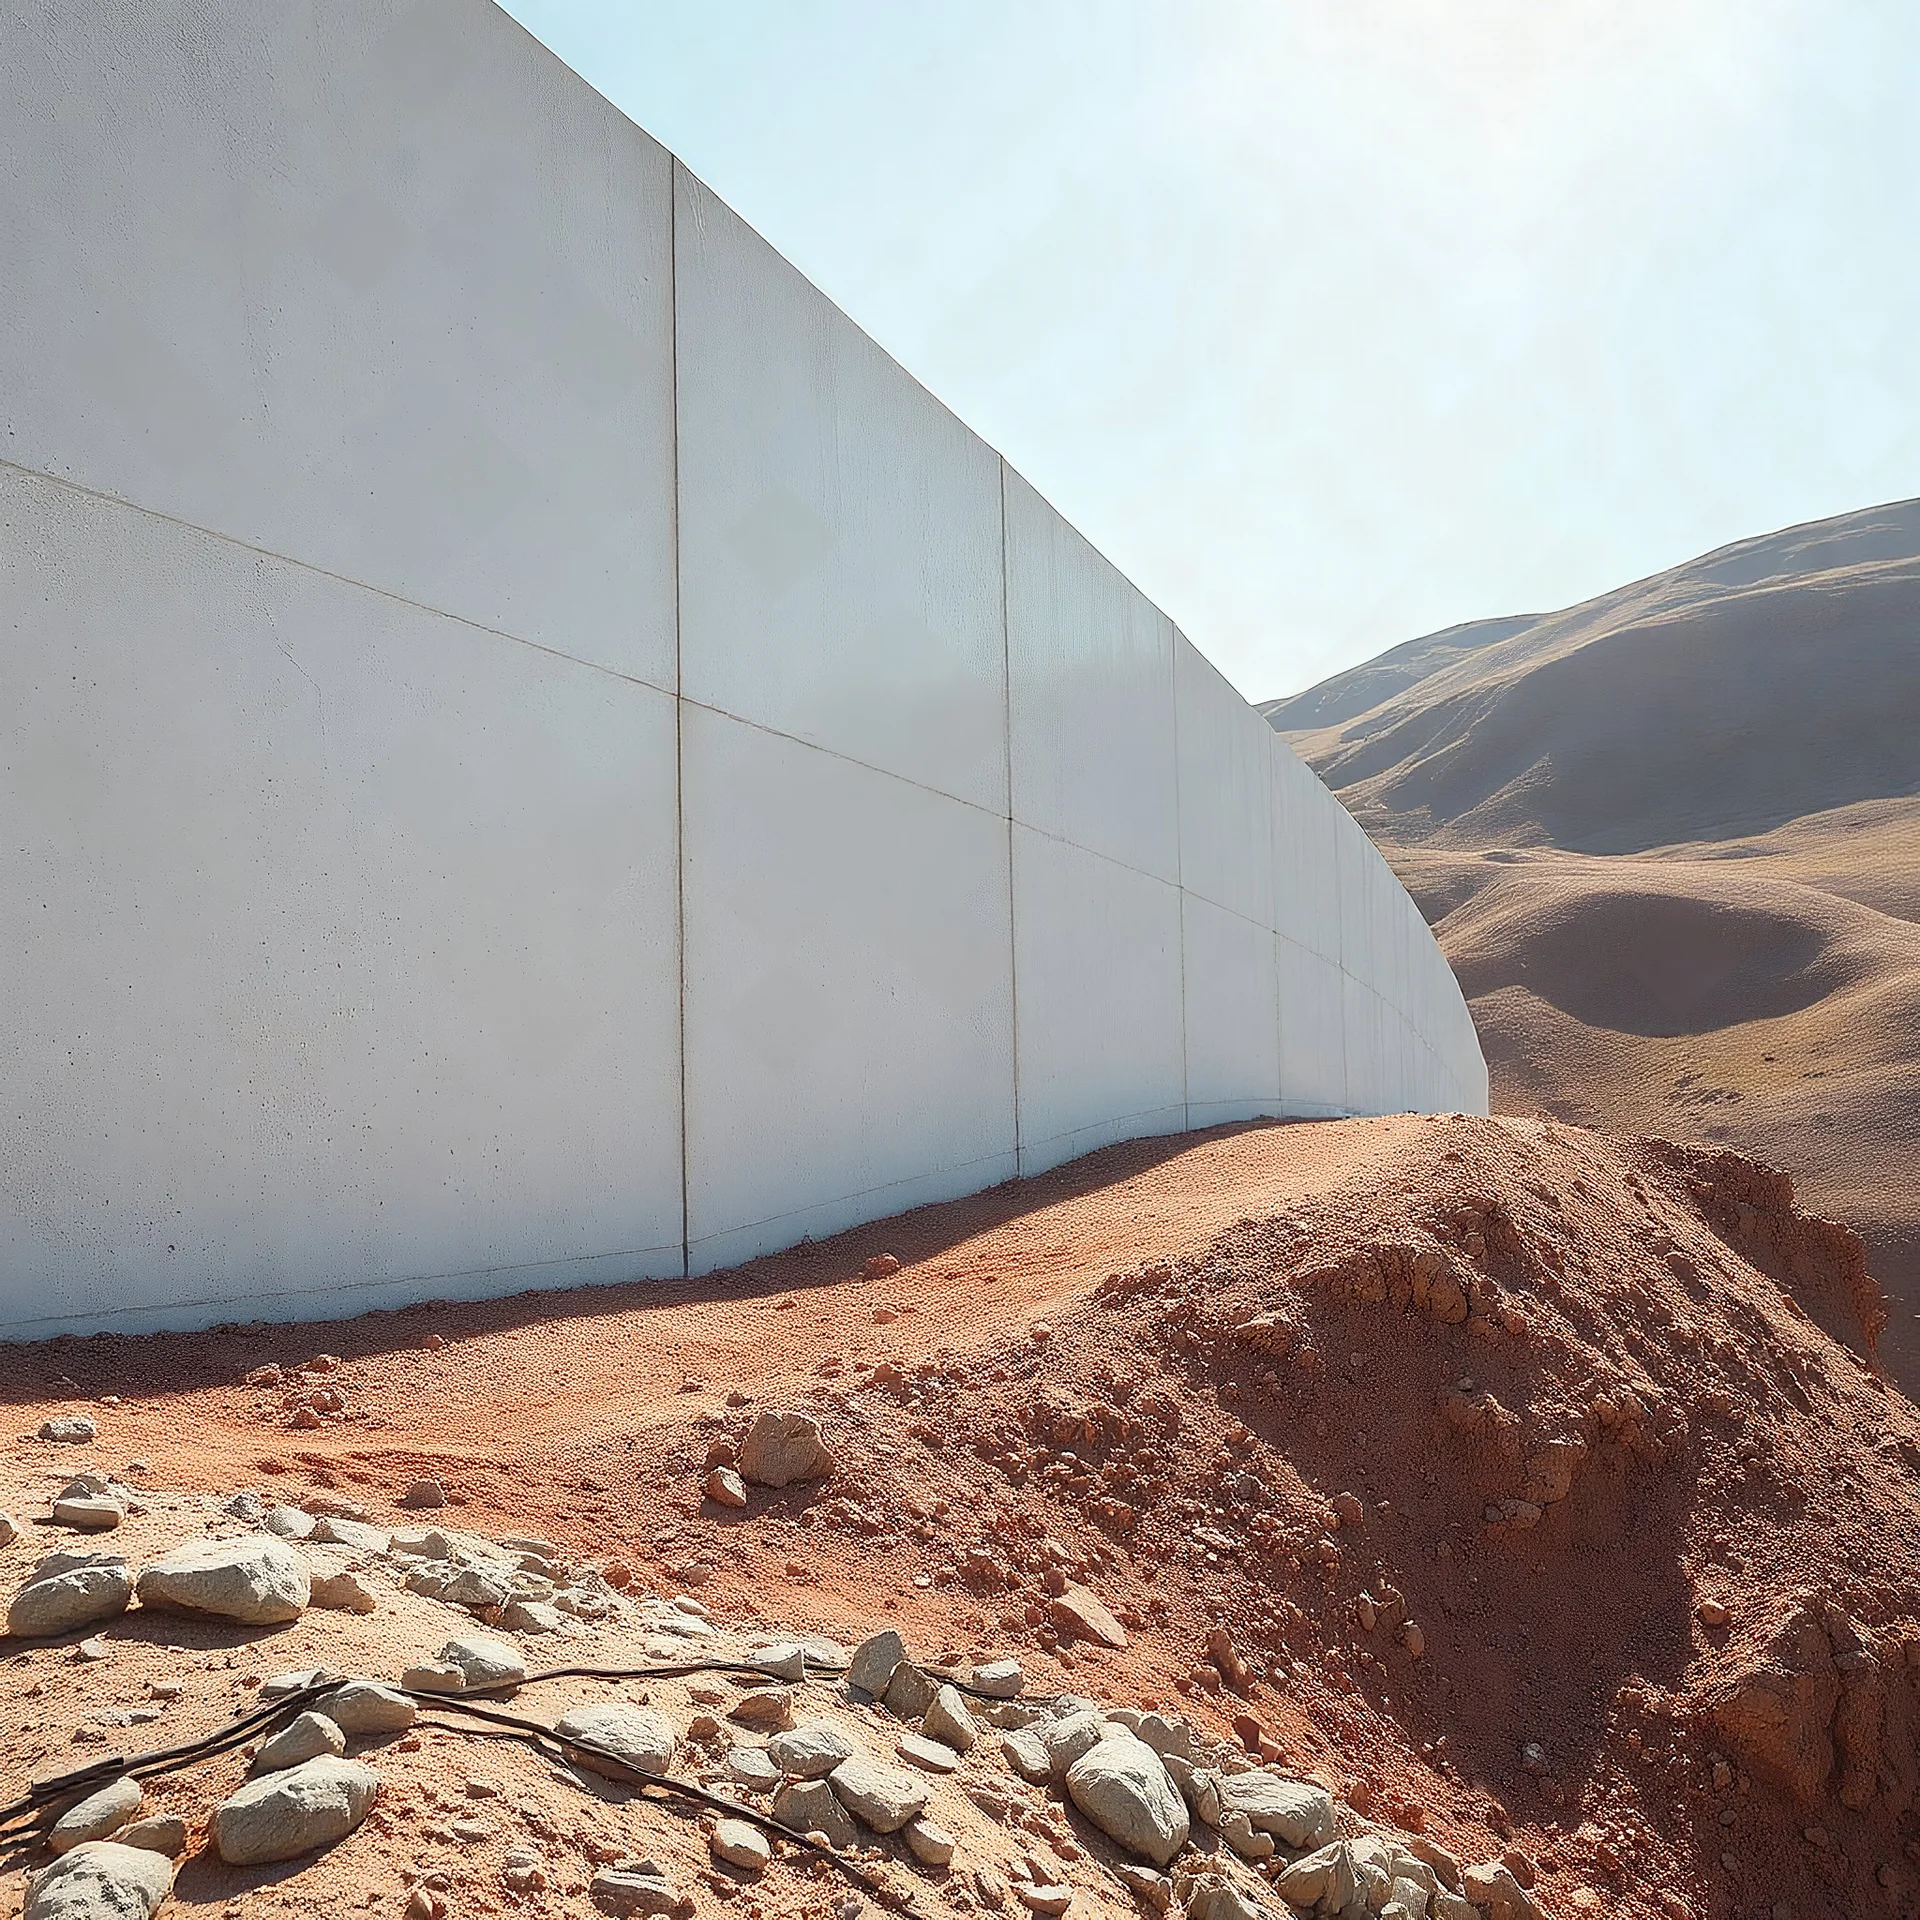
0,456,678,707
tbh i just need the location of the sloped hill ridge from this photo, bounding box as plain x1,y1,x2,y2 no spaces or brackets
1283,499,1920,853
1267,500,1920,1391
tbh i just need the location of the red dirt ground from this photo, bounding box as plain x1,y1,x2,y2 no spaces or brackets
4,1114,1916,1920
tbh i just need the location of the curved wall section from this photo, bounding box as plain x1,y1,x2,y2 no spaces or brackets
0,0,1488,1338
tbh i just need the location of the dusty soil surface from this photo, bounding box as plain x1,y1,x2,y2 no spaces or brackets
1264,500,1920,1390
3,1115,1917,1920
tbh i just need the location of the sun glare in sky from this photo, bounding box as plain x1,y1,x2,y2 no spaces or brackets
503,0,1920,700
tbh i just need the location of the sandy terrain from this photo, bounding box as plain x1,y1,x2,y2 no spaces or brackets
3,1115,1915,1920
1264,501,1920,1389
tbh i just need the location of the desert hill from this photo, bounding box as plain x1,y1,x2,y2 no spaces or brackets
1263,502,1920,1390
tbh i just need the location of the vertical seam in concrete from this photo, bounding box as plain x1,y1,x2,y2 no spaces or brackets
999,459,1023,1179
669,161,691,1282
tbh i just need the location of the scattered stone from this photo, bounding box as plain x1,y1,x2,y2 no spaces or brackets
310,1516,390,1553
252,1711,347,1774
212,1756,380,1865
114,1816,187,1857
1463,1862,1542,1920
48,1777,143,1854
39,1417,97,1445
726,1747,783,1793
1112,1863,1173,1911
437,1636,527,1690
24,1842,172,1920
323,1682,416,1735
399,1479,447,1509
738,1410,836,1488
1040,1709,1110,1782
1066,1733,1189,1867
1002,1729,1052,1785
135,1536,309,1626
591,1864,693,1917
754,1642,810,1681
263,1505,315,1540
730,1686,796,1730
1051,1585,1128,1649
1013,1879,1072,1915
703,1467,749,1509
1217,1770,1335,1848
1218,1810,1272,1862
710,1819,772,1873
848,1628,906,1696
555,1702,677,1777
401,1661,466,1693
501,1598,565,1635
0,1512,17,1546
309,1567,377,1614
829,1754,930,1832
898,1732,963,1773
260,1669,339,1701
924,1684,980,1752
7,1550,134,1638
51,1490,123,1532
772,1779,859,1850
1276,1841,1359,1914
970,1658,1024,1698
882,1662,937,1719
904,1815,958,1867
769,1722,855,1780
1697,1599,1731,1629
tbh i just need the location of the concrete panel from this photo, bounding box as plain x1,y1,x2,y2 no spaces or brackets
0,464,684,1337
675,168,1008,813
1175,636,1274,925
682,709,1017,1272
1182,896,1282,1127
1012,828,1186,1173
1006,469,1179,881
1341,974,1391,1117
0,0,678,687
1271,743,1342,963
1277,937,1347,1116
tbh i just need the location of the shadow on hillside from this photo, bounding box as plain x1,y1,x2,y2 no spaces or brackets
0,1118,1305,1406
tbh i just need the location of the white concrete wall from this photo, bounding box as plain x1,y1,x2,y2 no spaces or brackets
0,0,1487,1336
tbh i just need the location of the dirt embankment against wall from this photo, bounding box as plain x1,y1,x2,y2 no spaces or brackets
3,1115,1915,1920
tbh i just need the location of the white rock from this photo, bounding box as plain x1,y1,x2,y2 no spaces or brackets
401,1660,466,1693
323,1681,417,1735
829,1754,929,1832
847,1628,906,1695
772,1779,858,1850
904,1815,958,1867
1217,1770,1335,1848
1040,1709,1110,1782
39,1417,97,1444
309,1516,390,1553
25,1842,172,1920
263,1505,315,1540
555,1702,677,1777
501,1598,565,1634
48,1778,142,1854
768,1721,854,1780
1107,1709,1193,1762
710,1818,771,1873
51,1493,123,1531
212,1756,379,1865
252,1711,346,1774
437,1635,526,1689
114,1816,187,1857
135,1537,309,1626
898,1732,962,1774
1276,1841,1358,1914
309,1567,377,1614
726,1746,782,1792
1111,1863,1173,1911
970,1657,1024,1698
224,1492,267,1524
925,1684,980,1752
591,1866,691,1916
1066,1733,1189,1867
1002,1729,1051,1785
7,1551,133,1638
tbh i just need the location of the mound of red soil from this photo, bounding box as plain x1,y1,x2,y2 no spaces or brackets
4,1115,1914,1920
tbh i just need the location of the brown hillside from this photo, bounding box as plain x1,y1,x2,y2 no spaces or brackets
1266,504,1920,1392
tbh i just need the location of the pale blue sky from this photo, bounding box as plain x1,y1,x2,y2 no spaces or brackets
502,0,1920,702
